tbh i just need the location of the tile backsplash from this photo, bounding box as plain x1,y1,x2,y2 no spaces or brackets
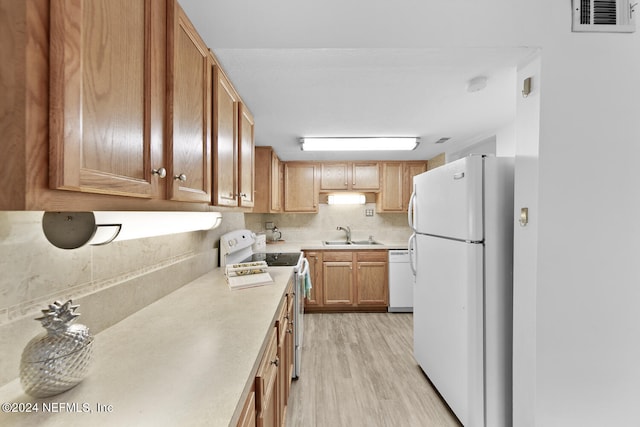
245,203,412,243
0,211,244,387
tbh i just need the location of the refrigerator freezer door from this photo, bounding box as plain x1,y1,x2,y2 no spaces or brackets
412,156,484,242
413,234,484,427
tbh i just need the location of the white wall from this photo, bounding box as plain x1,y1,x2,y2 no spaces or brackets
512,54,541,427
533,10,640,426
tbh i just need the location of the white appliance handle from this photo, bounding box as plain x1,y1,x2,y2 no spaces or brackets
408,190,417,233
408,233,417,276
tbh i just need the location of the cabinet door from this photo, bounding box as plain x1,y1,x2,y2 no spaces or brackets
356,259,388,306
323,262,354,306
352,162,380,190
404,161,428,210
378,162,404,211
238,103,255,207
167,3,212,202
304,251,323,308
50,0,165,198
284,163,318,212
320,163,349,190
236,387,256,427
271,151,282,212
213,68,240,206
256,328,279,427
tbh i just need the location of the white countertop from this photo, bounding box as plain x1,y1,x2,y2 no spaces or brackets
0,268,294,427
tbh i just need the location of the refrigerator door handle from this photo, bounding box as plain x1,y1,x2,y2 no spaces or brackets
408,190,417,232
408,233,417,276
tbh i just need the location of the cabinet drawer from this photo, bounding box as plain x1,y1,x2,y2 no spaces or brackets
323,251,353,262
356,251,387,262
255,327,278,413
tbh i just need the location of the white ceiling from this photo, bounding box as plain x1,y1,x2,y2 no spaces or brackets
179,2,535,161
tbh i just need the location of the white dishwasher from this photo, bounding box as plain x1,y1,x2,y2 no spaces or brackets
388,249,414,312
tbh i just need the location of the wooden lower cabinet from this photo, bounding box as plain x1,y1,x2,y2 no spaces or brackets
303,251,323,308
323,252,355,307
355,252,388,305
237,385,256,427
256,327,278,427
249,278,294,427
306,250,388,312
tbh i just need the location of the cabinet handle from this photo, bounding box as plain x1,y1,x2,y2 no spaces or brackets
151,167,167,178
287,328,293,334
174,173,187,182
239,193,248,198
271,357,279,367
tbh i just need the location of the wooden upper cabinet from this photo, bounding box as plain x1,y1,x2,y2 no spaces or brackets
271,152,283,212
49,0,166,198
166,2,212,203
377,161,427,212
213,67,240,207
320,163,349,190
253,146,281,213
352,162,380,190
284,163,318,212
403,161,427,210
320,162,379,191
377,162,404,212
238,103,255,208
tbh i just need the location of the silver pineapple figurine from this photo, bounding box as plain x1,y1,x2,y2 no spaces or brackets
20,300,94,397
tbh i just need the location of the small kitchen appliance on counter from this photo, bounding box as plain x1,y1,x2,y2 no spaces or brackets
220,229,308,378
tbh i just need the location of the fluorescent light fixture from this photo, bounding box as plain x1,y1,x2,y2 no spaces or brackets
300,137,419,151
328,193,366,205
42,211,222,249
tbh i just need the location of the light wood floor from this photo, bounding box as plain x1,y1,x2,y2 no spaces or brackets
285,313,461,427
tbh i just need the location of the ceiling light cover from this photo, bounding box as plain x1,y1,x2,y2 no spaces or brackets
42,211,222,249
301,137,419,151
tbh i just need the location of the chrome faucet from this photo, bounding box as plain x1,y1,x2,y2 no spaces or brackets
337,226,352,243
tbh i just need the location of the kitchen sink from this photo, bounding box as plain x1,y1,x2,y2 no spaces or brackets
351,240,383,245
323,240,383,246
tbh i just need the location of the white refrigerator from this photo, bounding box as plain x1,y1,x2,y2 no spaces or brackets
408,155,514,427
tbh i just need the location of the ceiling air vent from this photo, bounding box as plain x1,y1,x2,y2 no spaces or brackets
572,0,637,32
435,137,451,144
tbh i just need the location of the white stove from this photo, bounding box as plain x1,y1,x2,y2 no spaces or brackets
219,229,308,379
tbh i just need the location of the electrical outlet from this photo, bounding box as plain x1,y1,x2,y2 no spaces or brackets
265,222,274,230
365,209,374,217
